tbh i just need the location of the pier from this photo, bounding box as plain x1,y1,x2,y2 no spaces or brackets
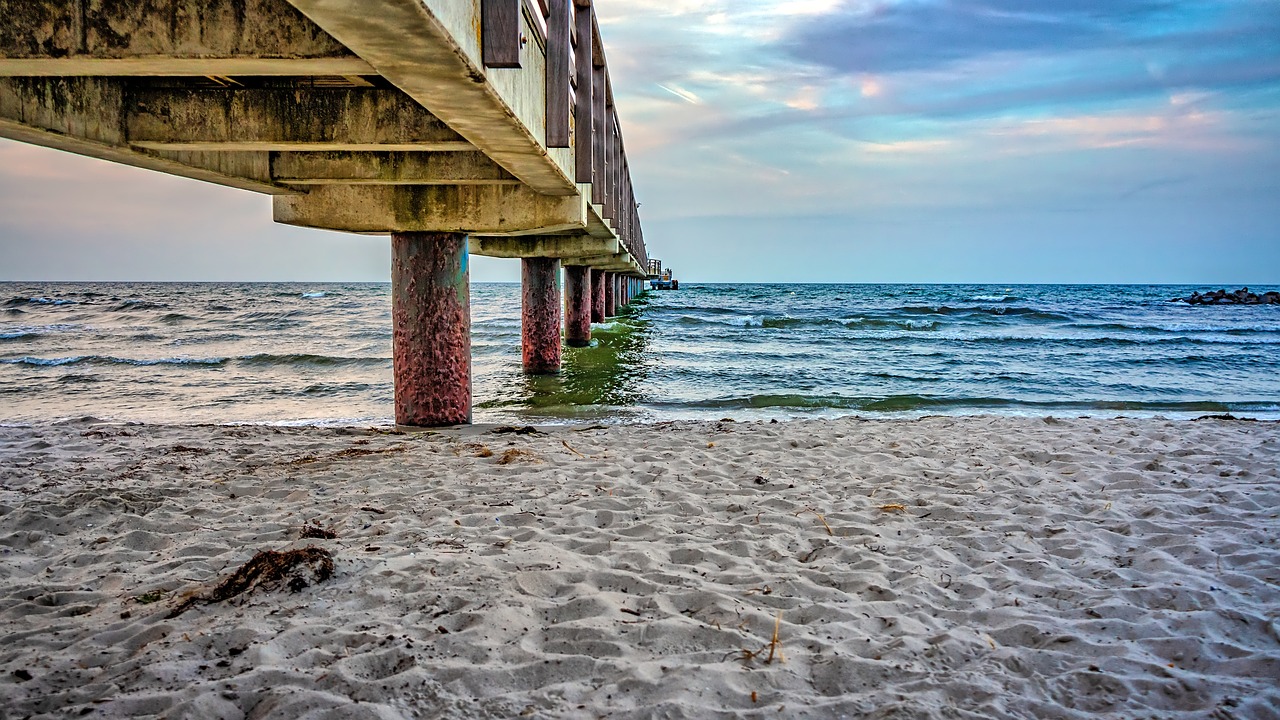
0,0,650,426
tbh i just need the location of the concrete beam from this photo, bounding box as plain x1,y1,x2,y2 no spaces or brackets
127,87,472,152
271,151,516,185
0,0,374,76
468,234,618,259
0,58,375,77
284,0,578,196
0,77,295,195
274,184,589,234
563,252,635,271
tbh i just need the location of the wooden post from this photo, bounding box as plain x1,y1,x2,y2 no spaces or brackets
546,0,571,147
574,2,594,182
591,59,606,205
483,0,522,68
391,232,471,426
602,100,614,220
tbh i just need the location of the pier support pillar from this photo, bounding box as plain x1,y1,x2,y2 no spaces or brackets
564,265,592,347
591,269,606,323
521,257,562,374
604,272,617,317
391,231,471,427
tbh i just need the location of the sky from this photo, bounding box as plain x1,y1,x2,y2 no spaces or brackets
2,0,1279,283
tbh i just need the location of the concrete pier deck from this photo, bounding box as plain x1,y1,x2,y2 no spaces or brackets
1,0,650,425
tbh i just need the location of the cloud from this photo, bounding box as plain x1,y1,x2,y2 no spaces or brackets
656,83,702,104
781,0,1277,74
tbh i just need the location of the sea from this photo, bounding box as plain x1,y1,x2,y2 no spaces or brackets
2,282,1279,426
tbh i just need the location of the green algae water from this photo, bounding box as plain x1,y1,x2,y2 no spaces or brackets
2,282,1278,424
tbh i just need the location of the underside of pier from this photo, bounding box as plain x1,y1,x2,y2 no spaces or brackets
1,0,651,425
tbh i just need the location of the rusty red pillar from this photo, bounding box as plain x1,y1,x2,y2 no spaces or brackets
604,272,617,317
391,232,471,426
521,257,562,373
591,269,606,323
563,265,592,347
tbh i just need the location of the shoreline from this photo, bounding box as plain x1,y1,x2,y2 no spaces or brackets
4,407,1280,431
2,416,1278,718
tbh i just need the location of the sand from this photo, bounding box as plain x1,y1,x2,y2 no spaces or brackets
1,416,1277,719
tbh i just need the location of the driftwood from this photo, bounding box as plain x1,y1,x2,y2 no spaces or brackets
167,547,334,618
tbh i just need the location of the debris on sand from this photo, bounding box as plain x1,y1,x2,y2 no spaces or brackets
299,524,338,539
167,547,334,618
497,448,542,465
490,425,544,436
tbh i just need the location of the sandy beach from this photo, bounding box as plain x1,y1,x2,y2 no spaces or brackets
1,416,1277,718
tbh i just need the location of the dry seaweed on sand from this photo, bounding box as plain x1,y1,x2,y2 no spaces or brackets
167,547,334,618
496,448,542,465
490,425,544,436
795,508,834,536
299,523,338,539
728,612,786,665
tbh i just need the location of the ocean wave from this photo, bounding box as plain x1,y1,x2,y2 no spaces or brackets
863,334,1280,347
159,313,195,323
57,374,102,384
844,318,941,331
237,353,390,367
674,314,759,327
670,314,930,330
655,305,756,316
1070,321,1280,335
0,324,80,340
1,356,229,368
301,292,327,298
968,295,1023,303
300,381,375,396
4,296,77,307
899,305,1073,322
760,317,845,329
669,394,1253,414
109,300,168,311
236,310,303,324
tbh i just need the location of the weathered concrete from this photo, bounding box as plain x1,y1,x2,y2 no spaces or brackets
127,86,470,151
274,184,588,234
563,251,642,272
604,272,617,317
563,265,592,347
0,77,291,194
391,231,471,427
271,151,516,186
469,234,618,259
591,269,606,323
0,3,650,274
521,257,562,374
0,0,374,76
